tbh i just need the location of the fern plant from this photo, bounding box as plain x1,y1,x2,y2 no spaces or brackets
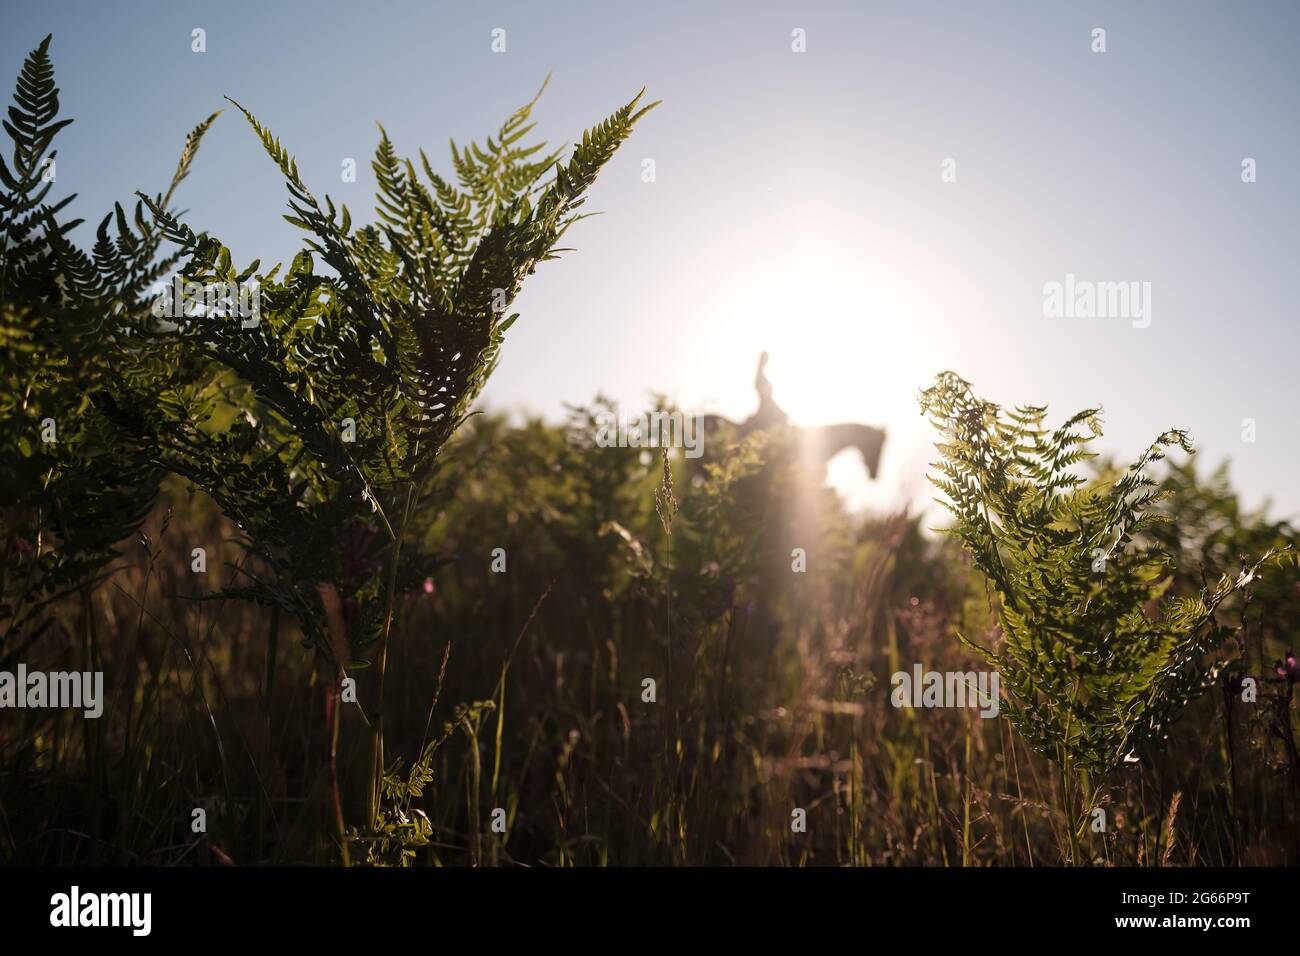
920,372,1289,847
137,81,655,833
0,35,218,660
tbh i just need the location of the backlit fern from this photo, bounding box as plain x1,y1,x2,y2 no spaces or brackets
0,35,217,659
920,371,1290,777
137,86,657,668
137,79,654,832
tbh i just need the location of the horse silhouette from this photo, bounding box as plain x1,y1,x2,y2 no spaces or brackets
701,352,886,479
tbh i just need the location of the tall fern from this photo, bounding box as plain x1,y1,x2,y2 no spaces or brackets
0,35,218,659
137,85,655,665
920,371,1290,781
138,82,655,832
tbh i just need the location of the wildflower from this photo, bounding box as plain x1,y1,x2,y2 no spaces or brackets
1275,650,1298,683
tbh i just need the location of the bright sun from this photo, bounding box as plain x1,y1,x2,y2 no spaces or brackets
703,253,935,514
722,264,923,427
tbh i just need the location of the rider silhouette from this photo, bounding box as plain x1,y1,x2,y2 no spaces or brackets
747,351,789,431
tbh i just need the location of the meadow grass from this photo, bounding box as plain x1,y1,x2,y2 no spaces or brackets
2,410,1295,867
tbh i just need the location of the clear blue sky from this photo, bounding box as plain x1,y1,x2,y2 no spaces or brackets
5,0,1298,520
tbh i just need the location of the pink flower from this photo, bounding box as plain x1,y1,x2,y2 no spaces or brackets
1276,651,1298,683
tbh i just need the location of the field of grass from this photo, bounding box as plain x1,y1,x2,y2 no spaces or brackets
3,404,1297,866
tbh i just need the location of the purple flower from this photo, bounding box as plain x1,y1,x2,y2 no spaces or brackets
1276,651,1299,683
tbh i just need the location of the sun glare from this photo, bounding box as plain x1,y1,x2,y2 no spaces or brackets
709,255,934,514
